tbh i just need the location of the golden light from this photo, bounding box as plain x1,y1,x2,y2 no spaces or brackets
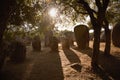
46,0,51,3
49,8,57,17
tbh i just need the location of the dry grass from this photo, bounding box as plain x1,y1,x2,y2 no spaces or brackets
0,41,120,80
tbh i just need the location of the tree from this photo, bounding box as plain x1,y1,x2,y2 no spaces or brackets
107,1,120,25
53,0,112,69
104,1,120,55
0,0,43,44
77,0,111,69
59,0,120,69
0,0,42,70
0,0,17,70
0,0,15,46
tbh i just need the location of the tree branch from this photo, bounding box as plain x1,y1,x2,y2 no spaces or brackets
103,0,110,12
95,0,102,9
69,4,88,14
78,0,97,20
78,0,98,29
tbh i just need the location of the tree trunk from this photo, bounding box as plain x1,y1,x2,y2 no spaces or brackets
91,27,101,69
0,23,7,47
0,23,7,71
104,27,111,55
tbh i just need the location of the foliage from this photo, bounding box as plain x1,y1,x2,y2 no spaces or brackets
7,0,42,26
1,0,120,39
107,1,120,25
52,0,120,28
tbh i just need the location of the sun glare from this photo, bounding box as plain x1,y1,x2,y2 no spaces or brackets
49,8,57,17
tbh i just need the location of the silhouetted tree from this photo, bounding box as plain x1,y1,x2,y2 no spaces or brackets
54,0,111,69
0,0,41,70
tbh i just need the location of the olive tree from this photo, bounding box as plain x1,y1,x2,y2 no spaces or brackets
52,0,117,69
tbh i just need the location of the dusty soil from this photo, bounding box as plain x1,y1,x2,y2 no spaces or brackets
0,41,120,80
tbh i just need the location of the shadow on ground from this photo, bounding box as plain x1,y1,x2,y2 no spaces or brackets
63,48,82,72
0,58,31,80
27,50,64,80
73,46,120,80
0,46,64,80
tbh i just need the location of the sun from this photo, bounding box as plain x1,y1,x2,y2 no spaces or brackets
49,8,57,17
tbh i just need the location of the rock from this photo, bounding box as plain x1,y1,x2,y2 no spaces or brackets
45,30,53,47
112,22,120,47
10,41,26,63
32,36,41,51
61,36,70,50
74,25,89,49
50,36,59,52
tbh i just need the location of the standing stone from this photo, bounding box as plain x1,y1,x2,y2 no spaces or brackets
100,31,106,42
64,31,74,46
61,36,70,49
74,25,89,49
45,30,53,47
0,41,9,70
112,22,120,47
10,41,26,63
50,36,59,52
32,36,41,51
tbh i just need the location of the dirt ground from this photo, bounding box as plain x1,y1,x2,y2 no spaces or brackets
0,41,120,80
